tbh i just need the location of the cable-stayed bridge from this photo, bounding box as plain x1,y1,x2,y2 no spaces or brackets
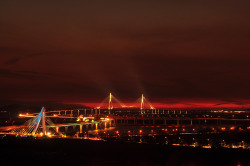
95,93,154,113
2,93,250,137
8,107,110,137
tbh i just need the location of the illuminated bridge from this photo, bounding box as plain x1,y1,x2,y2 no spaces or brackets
5,93,250,136
9,107,111,137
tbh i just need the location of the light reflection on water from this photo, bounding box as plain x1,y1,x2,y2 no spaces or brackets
88,124,241,135
82,125,249,166
85,125,250,149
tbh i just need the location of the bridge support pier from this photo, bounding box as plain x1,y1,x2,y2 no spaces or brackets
95,123,98,130
56,127,59,133
80,125,83,133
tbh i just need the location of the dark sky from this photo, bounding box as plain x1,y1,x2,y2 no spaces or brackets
1,0,250,108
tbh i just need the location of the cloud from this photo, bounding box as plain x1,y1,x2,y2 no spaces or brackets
0,68,53,80
4,58,20,65
4,52,46,65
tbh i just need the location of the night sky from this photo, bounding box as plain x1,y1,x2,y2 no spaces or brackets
1,1,250,109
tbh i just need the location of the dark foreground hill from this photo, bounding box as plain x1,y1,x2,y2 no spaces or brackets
0,136,249,166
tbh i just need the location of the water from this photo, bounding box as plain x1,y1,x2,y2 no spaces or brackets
86,125,250,149
0,136,249,166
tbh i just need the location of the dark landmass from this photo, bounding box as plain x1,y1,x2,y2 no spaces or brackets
0,101,89,127
0,136,249,166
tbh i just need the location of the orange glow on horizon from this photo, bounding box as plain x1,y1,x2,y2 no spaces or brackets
65,101,250,109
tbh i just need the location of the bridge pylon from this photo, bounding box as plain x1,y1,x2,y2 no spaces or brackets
108,92,113,114
32,107,47,136
42,107,46,136
141,94,145,114
97,92,125,111
139,94,154,114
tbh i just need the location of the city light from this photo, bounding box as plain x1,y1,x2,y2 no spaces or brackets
2,105,250,151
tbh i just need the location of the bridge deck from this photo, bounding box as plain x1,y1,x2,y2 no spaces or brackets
46,120,109,128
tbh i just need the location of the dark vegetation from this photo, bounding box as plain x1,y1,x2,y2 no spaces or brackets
0,136,249,166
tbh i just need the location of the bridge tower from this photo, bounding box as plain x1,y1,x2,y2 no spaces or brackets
42,107,46,136
141,94,145,114
31,107,47,136
108,92,113,114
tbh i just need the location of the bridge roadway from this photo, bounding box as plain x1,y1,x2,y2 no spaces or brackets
0,120,110,134
46,120,109,128
110,116,250,126
46,120,110,133
44,113,250,126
